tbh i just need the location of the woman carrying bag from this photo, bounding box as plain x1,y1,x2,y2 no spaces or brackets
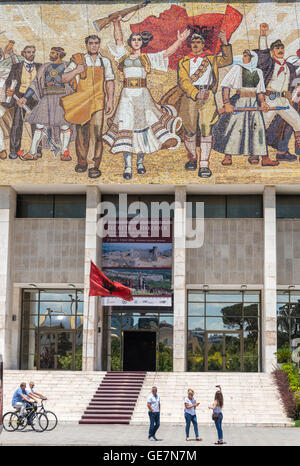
209,385,225,445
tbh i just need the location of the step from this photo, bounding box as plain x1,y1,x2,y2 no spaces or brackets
79,419,130,424
102,380,144,384
92,393,137,401
90,400,136,404
95,391,140,395
85,409,133,414
81,414,131,420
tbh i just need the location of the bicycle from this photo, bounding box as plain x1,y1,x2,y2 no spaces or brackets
2,403,49,432
36,399,58,431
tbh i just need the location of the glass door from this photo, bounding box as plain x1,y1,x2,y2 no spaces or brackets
205,331,243,371
224,332,242,371
38,331,74,370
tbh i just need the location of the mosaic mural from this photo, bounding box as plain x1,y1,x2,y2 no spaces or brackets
0,1,299,184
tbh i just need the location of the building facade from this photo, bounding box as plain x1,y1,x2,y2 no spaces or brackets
1,185,300,374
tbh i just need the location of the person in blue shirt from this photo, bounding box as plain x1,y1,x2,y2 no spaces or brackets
12,382,35,421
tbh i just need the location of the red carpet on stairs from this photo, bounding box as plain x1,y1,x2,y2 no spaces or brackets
79,371,146,424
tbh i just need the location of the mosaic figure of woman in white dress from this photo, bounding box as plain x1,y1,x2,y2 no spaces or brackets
103,16,189,179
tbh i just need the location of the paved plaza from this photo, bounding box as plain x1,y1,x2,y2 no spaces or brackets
0,423,299,446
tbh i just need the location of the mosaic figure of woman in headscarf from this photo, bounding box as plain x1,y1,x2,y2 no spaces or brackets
213,49,278,167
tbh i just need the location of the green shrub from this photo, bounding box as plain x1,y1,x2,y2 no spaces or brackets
281,363,300,392
275,347,293,363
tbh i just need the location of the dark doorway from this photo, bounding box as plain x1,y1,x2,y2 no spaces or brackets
123,331,156,371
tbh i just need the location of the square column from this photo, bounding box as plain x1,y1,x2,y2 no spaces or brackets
173,186,187,371
263,186,277,373
82,186,101,371
0,187,16,367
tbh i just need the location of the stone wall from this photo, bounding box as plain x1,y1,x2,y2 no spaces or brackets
277,219,300,285
12,218,85,283
186,218,264,285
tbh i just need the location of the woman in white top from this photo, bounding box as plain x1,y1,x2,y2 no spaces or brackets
184,388,201,441
103,16,189,179
213,50,276,167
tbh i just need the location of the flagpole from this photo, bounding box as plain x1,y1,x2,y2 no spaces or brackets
85,289,90,371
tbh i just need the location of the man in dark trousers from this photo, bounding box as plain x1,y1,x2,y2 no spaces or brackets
4,45,41,159
147,386,160,441
253,23,300,163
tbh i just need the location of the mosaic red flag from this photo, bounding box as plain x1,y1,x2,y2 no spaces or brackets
89,261,133,301
130,4,243,70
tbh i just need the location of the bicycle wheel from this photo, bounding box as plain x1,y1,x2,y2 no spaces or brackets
17,416,28,430
30,412,48,432
2,411,20,431
44,410,58,431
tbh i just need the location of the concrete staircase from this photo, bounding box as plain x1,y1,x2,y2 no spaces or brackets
3,371,105,422
131,372,293,426
79,371,146,424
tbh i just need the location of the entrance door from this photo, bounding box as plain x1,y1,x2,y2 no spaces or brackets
123,331,156,371
38,331,73,370
205,331,242,371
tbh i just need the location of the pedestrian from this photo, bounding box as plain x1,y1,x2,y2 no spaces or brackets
147,386,160,441
184,388,202,441
209,385,225,445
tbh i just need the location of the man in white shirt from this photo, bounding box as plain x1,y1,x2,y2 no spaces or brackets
62,35,115,179
147,386,160,441
254,23,300,158
27,381,47,402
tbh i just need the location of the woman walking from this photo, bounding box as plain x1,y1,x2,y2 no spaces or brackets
184,389,201,441
209,385,225,445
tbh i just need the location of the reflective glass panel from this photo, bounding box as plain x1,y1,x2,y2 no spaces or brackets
111,334,121,371
56,332,73,370
54,195,86,218
206,302,242,317
226,195,262,218
277,291,290,303
39,333,55,369
277,302,289,317
23,290,39,301
206,292,243,302
225,333,241,371
39,301,76,316
188,302,205,316
277,317,290,348
289,293,300,303
290,302,300,317
244,304,259,317
243,318,259,332
188,292,204,302
187,330,204,355
291,318,300,341
188,317,205,331
207,333,223,371
206,317,242,331
243,292,260,303
187,356,204,372
39,290,77,301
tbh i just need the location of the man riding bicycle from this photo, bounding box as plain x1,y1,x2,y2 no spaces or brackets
12,382,36,423
26,381,47,403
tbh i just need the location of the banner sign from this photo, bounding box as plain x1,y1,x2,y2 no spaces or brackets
102,218,172,306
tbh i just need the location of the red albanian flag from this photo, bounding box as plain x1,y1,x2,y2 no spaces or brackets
130,4,243,70
89,261,133,301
